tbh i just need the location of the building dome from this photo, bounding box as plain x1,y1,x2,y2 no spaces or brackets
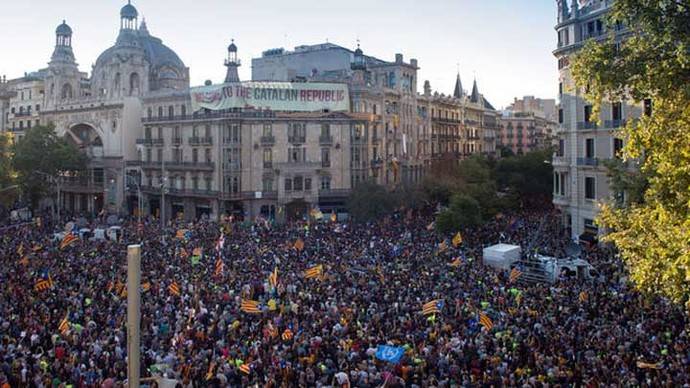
56,20,72,36
228,39,237,52
120,1,138,19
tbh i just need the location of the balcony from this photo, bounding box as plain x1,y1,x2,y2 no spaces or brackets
321,160,331,168
577,157,599,167
61,176,103,193
275,161,321,172
552,156,570,166
288,136,306,144
319,134,333,145
371,159,384,168
263,161,273,169
319,189,350,198
142,161,215,171
604,119,626,129
223,137,241,145
141,110,276,123
222,162,242,171
14,111,32,117
136,138,164,146
260,135,275,146
172,137,183,146
577,122,598,130
188,137,213,146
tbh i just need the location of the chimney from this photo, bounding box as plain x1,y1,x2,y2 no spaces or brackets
395,53,403,64
423,80,431,96
410,59,418,68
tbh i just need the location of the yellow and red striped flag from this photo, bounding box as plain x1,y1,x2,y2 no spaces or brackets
214,258,224,277
281,328,294,341
141,281,151,293
240,299,261,314
304,264,323,279
34,274,54,292
578,291,588,303
168,281,181,296
449,258,462,268
452,232,463,247
239,363,251,375
479,311,494,331
268,266,278,288
19,256,29,266
509,267,522,283
205,361,216,380
60,233,79,250
58,314,70,335
422,299,444,315
293,238,305,251
438,240,448,253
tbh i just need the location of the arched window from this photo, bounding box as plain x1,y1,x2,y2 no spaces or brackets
60,83,73,99
129,73,140,96
168,106,174,119
158,106,163,117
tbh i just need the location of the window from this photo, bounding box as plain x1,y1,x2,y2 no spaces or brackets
205,149,212,163
205,125,211,138
554,172,560,195
559,82,563,95
231,176,240,193
146,148,152,162
147,108,152,119
289,147,305,163
130,73,140,95
263,149,272,168
145,127,151,140
305,178,312,191
585,177,596,200
181,105,186,117
205,177,212,191
613,138,623,158
158,107,163,117
35,104,40,112
168,106,174,119
192,176,199,190
284,178,292,191
558,139,565,157
231,124,240,142
320,176,331,190
157,127,162,139
585,138,595,158
263,124,272,137
612,102,622,121
321,124,330,137
192,148,198,163
321,148,330,167
293,176,303,191
584,105,592,123
644,99,653,117
157,149,163,162
262,177,273,192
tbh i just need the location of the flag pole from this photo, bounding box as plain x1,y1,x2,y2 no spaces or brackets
127,244,142,388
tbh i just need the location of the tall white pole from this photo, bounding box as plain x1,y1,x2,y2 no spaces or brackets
126,244,141,388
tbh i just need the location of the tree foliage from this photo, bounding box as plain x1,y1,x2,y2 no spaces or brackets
571,0,690,308
494,148,553,203
436,193,482,233
346,180,399,222
12,124,87,206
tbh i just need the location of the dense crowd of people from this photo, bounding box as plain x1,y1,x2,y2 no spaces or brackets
0,206,688,387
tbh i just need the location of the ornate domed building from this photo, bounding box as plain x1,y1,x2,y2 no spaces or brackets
38,1,189,216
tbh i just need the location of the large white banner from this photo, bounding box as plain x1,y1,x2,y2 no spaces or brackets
190,82,350,112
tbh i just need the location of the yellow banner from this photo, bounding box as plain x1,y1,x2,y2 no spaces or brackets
191,82,350,112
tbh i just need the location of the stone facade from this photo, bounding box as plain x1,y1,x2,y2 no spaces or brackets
553,0,643,240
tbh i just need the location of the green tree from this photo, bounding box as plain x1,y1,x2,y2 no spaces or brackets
571,0,690,308
347,181,399,222
13,124,87,207
494,149,554,204
436,193,482,233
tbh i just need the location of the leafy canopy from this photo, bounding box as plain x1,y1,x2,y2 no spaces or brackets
571,0,690,308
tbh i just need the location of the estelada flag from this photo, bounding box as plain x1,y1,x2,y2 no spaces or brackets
509,267,522,283
268,266,278,288
422,299,444,315
304,264,323,279
58,314,70,335
240,299,261,314
214,258,224,277
479,311,494,331
330,212,337,222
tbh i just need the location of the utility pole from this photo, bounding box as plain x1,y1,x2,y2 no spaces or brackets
126,244,141,388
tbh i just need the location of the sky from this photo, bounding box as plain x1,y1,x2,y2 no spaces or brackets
0,0,559,109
